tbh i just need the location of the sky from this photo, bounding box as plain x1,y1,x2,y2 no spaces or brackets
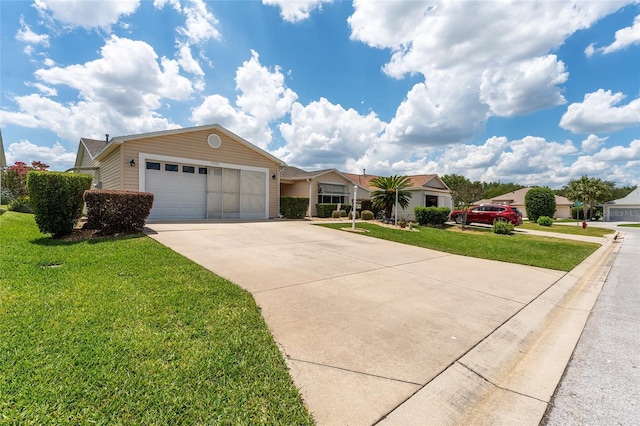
1,0,639,189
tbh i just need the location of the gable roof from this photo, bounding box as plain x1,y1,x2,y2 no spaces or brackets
85,124,285,166
282,166,357,184
607,187,640,205
478,187,572,206
342,172,450,193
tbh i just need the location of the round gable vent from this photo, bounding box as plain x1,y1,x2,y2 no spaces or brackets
207,134,222,148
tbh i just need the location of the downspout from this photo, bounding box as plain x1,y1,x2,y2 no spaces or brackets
307,178,313,217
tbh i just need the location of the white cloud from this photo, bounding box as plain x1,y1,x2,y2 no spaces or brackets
581,134,608,153
275,97,385,169
1,36,189,141
560,89,640,133
25,82,58,96
177,0,221,44
16,16,49,46
5,139,76,170
480,55,568,117
190,50,297,148
347,1,626,147
597,14,640,55
263,0,333,23
235,50,298,124
34,36,193,112
34,0,140,30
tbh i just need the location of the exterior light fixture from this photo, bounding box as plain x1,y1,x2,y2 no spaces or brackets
129,159,136,167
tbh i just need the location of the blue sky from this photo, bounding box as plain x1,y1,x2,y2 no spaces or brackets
1,0,639,188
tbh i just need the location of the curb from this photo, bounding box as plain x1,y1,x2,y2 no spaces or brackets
378,237,620,425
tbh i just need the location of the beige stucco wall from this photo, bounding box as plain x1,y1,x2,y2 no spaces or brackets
114,128,281,218
394,189,453,221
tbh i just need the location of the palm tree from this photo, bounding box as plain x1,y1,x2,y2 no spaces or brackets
565,175,612,219
370,175,413,219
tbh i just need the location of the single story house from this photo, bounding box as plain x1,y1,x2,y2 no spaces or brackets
280,166,358,217
475,187,572,219
604,187,640,222
342,172,453,221
73,124,285,220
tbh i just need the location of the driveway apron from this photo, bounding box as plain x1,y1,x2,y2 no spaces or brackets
145,221,566,425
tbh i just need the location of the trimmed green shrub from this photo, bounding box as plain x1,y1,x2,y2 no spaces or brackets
537,216,554,226
361,210,374,220
8,196,33,213
360,199,382,217
316,203,337,218
84,190,154,234
414,207,451,226
331,210,340,218
525,187,556,222
316,203,350,218
493,219,514,235
280,196,308,219
348,210,360,220
27,171,93,238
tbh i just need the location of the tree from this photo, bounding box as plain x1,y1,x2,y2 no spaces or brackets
564,175,612,220
524,187,556,222
370,175,413,219
442,174,484,229
482,181,526,200
1,161,50,199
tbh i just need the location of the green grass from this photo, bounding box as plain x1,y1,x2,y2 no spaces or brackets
0,212,313,425
318,223,600,271
520,221,614,237
618,223,640,228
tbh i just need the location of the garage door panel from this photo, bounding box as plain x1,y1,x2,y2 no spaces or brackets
146,163,206,220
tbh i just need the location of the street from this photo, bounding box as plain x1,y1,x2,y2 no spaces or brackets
543,222,640,425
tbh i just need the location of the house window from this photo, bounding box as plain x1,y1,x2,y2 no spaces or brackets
182,165,195,173
146,161,161,170
198,167,208,175
165,164,179,172
318,183,347,204
425,195,438,207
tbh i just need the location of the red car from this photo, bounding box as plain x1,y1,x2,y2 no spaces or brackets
450,204,523,226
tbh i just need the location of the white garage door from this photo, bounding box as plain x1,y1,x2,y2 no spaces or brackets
145,161,207,220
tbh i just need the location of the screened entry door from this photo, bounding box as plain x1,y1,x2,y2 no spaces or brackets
206,167,267,219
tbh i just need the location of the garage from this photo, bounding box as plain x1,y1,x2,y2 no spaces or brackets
144,159,268,221
74,124,283,221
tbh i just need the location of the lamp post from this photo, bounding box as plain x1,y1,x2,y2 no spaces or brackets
352,185,358,230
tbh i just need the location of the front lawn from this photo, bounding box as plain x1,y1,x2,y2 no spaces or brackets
0,212,313,424
318,223,600,271
519,221,614,237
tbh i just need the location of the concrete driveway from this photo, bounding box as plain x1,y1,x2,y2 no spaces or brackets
145,220,614,425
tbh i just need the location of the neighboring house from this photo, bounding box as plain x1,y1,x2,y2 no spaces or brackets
604,187,640,222
280,166,358,217
342,172,453,221
72,124,285,220
475,187,572,219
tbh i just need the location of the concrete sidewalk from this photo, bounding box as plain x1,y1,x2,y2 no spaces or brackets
145,220,618,425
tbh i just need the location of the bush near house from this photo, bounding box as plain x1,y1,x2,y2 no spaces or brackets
27,171,93,238
414,207,451,226
361,210,374,220
8,196,33,214
537,216,554,226
316,203,351,218
84,190,154,235
525,187,556,222
360,199,382,217
280,197,308,219
493,219,514,235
